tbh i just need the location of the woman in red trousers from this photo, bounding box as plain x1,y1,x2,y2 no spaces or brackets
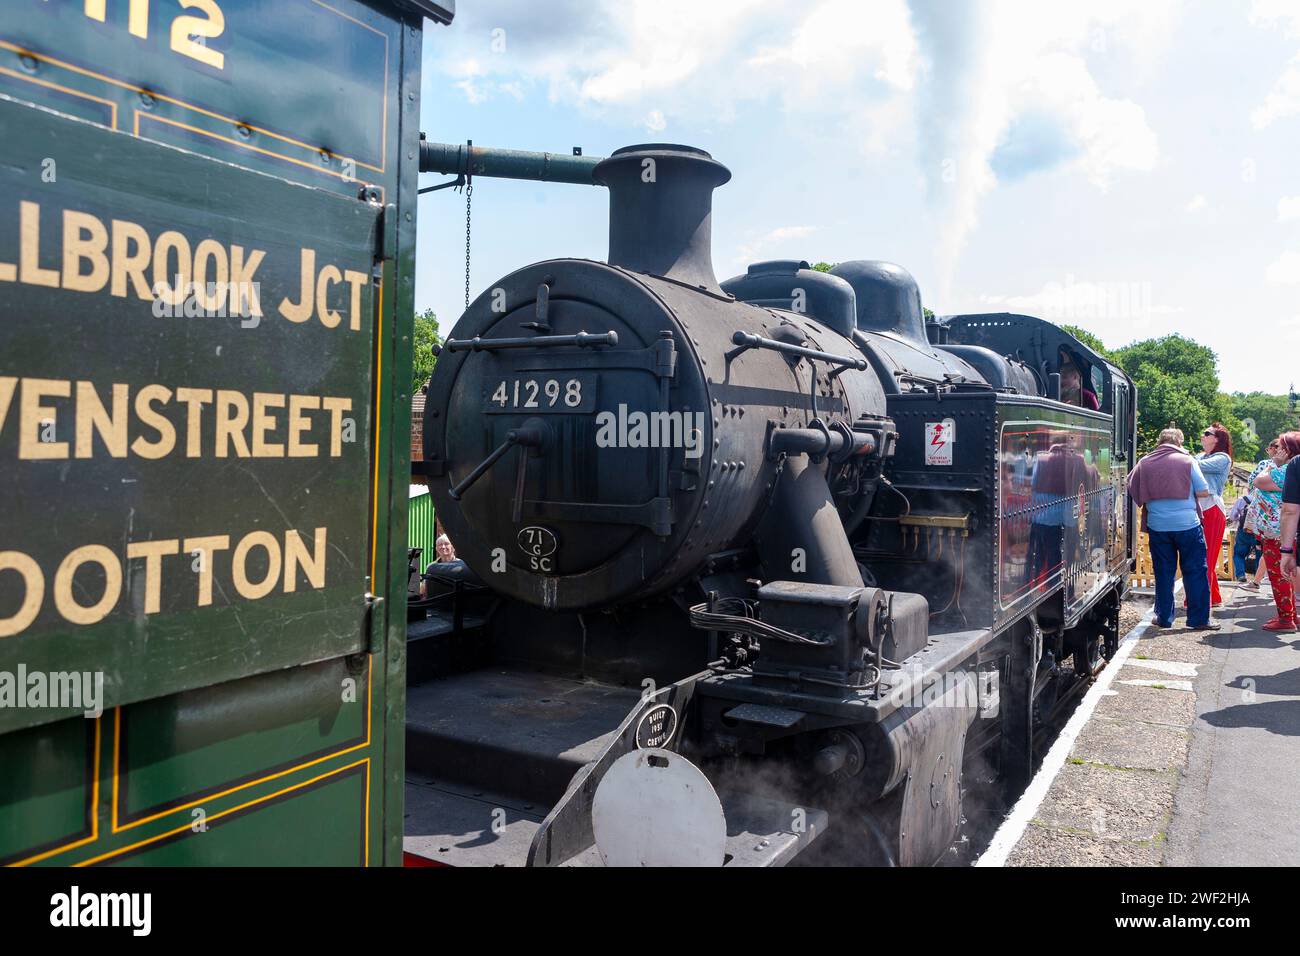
1195,424,1234,606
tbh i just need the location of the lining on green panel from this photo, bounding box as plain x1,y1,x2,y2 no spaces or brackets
0,716,95,863
110,766,367,866
120,658,367,826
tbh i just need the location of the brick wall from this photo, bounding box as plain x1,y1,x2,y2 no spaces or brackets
411,389,426,465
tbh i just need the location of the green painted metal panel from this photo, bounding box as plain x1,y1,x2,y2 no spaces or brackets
408,489,437,565
0,716,95,864
120,658,367,825
0,98,382,733
109,766,368,866
1,1,398,197
0,0,437,866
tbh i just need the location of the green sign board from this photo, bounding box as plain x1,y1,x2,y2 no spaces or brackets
0,96,383,732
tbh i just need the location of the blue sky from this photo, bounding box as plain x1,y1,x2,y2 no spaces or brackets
415,0,1300,394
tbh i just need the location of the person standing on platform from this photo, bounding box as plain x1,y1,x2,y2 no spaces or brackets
1279,437,1300,584
1254,432,1300,632
1128,428,1219,630
1195,424,1233,606
1241,440,1281,590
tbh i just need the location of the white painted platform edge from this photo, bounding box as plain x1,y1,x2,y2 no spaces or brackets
974,582,1180,867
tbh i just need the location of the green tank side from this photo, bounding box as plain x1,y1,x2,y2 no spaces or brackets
0,0,449,866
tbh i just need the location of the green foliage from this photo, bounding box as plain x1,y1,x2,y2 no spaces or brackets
412,308,441,393
1230,391,1299,460
1060,324,1113,359
1110,334,1249,456
811,261,835,273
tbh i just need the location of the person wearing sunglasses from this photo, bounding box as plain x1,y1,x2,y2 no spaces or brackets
1251,432,1300,632
1195,424,1233,606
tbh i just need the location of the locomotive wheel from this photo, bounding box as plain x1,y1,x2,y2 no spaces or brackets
1073,635,1104,677
1103,594,1121,660
999,616,1040,794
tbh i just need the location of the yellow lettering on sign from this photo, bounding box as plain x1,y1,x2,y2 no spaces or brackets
53,545,122,627
0,378,17,436
19,378,70,460
172,0,226,71
251,392,285,457
182,534,230,607
232,530,281,600
127,539,180,614
321,396,352,456
0,551,44,638
280,248,315,323
283,528,327,592
343,270,369,331
62,210,111,294
316,264,343,328
174,387,213,457
152,230,191,308
287,394,321,457
192,238,229,313
229,244,265,317
215,390,251,458
20,201,58,288
75,381,130,458
111,218,153,300
131,384,176,459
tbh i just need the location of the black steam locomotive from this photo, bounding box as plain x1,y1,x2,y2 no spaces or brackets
407,144,1136,867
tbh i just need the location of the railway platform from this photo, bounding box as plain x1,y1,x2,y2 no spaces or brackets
983,580,1300,866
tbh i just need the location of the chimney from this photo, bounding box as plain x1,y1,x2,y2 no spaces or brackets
593,144,731,294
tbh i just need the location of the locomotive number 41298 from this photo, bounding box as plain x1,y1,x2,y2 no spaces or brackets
486,375,596,413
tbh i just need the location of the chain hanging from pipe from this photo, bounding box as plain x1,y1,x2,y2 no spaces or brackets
463,181,472,310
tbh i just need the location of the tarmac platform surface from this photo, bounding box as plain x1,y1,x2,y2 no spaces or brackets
991,581,1300,866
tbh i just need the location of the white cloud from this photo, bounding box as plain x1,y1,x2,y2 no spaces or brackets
644,109,666,133
1266,250,1300,284
910,0,1176,295
733,225,817,266
1251,0,1300,128
972,275,1184,340
1186,194,1208,213
1251,0,1300,36
1279,196,1300,221
435,0,918,136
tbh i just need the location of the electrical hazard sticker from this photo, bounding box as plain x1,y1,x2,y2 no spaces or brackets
925,419,955,466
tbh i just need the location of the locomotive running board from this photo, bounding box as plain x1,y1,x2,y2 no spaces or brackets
525,672,830,867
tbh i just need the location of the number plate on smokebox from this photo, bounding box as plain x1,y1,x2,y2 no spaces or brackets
485,374,596,413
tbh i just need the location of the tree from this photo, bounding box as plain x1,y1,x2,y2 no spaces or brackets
1231,392,1298,459
412,309,441,393
811,261,835,273
1112,334,1249,458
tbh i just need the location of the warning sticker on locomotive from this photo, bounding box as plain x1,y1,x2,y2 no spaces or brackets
925,419,955,466
635,704,678,750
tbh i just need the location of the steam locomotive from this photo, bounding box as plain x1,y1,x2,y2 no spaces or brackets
408,144,1136,867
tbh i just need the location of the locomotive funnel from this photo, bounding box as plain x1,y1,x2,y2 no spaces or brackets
594,144,731,294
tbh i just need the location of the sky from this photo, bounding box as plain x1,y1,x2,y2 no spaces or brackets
414,0,1300,395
